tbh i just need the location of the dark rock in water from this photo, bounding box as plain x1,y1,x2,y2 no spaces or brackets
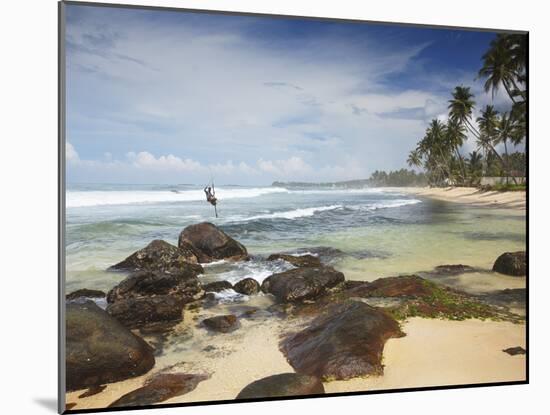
108,373,208,408
261,266,345,303
66,301,155,391
294,247,345,263
66,288,106,301
480,288,526,307
78,384,107,398
107,295,185,329
236,373,324,399
65,403,77,410
234,278,260,295
280,301,402,380
202,314,240,333
203,280,233,292
493,251,527,276
178,222,248,263
267,253,322,268
106,270,203,305
108,239,202,273
503,346,526,356
433,264,476,275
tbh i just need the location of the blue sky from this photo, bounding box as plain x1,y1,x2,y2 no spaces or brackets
65,4,513,185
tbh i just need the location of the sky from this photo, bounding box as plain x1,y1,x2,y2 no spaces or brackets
65,4,516,185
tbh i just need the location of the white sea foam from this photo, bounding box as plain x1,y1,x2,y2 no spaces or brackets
211,289,249,304
347,199,422,211
66,187,289,208
244,205,343,221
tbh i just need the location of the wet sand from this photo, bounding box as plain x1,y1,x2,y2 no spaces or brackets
399,187,526,210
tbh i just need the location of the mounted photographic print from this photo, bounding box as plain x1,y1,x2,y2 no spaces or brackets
59,1,528,413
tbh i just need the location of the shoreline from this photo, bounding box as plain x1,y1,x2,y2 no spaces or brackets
396,186,526,211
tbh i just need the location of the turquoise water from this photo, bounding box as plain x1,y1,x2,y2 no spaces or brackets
65,184,526,294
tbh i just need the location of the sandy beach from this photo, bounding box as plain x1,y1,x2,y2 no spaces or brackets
399,187,526,210
66,314,526,410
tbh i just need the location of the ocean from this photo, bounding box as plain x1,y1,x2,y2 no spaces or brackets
65,184,526,296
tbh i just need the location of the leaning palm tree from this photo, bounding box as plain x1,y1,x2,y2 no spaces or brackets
478,34,526,103
407,149,422,169
476,105,508,177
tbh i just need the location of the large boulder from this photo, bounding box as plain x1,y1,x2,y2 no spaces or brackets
66,301,155,391
109,373,208,408
108,239,202,273
236,373,324,400
267,254,322,268
280,301,402,380
178,222,248,263
493,251,527,276
107,270,203,304
106,270,203,328
261,266,345,303
234,278,260,295
106,295,186,329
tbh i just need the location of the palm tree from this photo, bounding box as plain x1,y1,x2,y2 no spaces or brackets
446,118,468,184
476,105,507,175
467,151,483,186
496,111,521,184
407,149,422,169
448,86,479,138
479,34,526,104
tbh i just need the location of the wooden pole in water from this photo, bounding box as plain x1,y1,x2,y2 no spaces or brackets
214,204,218,218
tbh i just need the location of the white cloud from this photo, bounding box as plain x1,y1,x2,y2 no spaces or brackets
66,142,80,163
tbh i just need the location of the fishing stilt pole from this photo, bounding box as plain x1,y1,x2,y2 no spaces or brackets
214,204,218,218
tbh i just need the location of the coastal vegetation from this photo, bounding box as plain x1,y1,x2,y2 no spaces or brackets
407,34,527,187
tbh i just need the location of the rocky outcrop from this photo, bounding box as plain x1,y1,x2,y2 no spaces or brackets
280,301,402,380
203,280,233,292
345,275,432,298
107,270,202,304
108,239,202,273
66,301,155,391
234,278,260,295
106,270,203,329
202,314,240,333
502,346,526,356
492,251,527,276
261,266,345,303
178,222,248,263
109,373,209,407
267,254,322,268
66,288,106,301
433,264,476,275
106,295,186,329
236,373,324,399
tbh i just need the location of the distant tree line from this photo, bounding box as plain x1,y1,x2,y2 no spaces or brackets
407,34,526,187
368,169,428,187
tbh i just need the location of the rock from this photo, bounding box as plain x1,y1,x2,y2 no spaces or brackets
178,222,248,263
267,253,322,268
493,251,527,276
503,346,526,356
281,301,402,380
108,239,202,272
345,275,432,298
106,270,203,304
66,288,106,301
236,373,324,399
66,301,155,391
109,373,209,408
262,266,345,303
106,295,186,329
234,278,260,295
202,314,240,333
203,280,233,292
433,264,476,275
